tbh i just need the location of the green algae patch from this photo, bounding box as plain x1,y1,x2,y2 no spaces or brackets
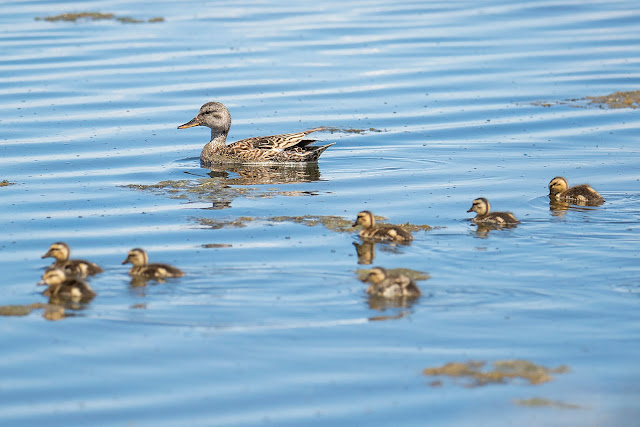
36,12,164,24
356,268,430,282
513,397,581,409
269,215,356,233
423,360,569,387
0,303,65,321
0,180,15,187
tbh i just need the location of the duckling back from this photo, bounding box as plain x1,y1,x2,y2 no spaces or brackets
360,225,414,242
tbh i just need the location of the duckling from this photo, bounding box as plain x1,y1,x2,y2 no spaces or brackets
548,176,604,205
353,211,413,242
122,248,184,280
361,267,421,298
41,242,103,278
467,198,519,225
38,267,97,303
178,101,335,164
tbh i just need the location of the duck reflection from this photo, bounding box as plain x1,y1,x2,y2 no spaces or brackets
353,239,410,264
549,197,601,217
471,222,518,238
206,162,322,185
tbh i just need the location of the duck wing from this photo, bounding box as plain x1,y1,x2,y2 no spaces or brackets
229,127,327,151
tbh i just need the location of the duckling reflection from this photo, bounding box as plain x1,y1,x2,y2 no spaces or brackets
353,240,376,265
122,248,184,281
38,267,96,305
41,242,103,278
353,211,413,243
548,176,604,206
467,198,519,226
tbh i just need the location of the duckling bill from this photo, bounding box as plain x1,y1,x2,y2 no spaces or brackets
178,101,335,164
353,210,413,242
122,248,184,280
467,198,519,225
548,176,604,205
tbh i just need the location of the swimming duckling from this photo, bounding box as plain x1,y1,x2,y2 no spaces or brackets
353,211,413,242
122,248,184,280
467,198,519,225
41,242,103,278
178,101,335,164
361,267,421,298
39,267,97,303
548,176,604,205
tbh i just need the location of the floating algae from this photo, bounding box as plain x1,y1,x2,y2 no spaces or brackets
0,303,65,321
326,127,384,134
513,397,581,409
423,360,569,388
35,12,164,23
531,90,640,109
1,180,15,187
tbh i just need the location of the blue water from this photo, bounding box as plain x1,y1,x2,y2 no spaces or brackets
1,0,639,425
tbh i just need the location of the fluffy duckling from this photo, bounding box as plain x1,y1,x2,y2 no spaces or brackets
548,176,604,205
41,242,103,278
467,198,519,225
178,101,335,163
122,248,184,280
361,267,421,298
353,211,413,242
39,267,97,303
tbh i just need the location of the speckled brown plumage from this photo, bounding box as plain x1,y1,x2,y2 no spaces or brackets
353,211,413,242
178,102,335,164
361,267,421,298
467,198,519,225
548,176,604,205
122,248,184,280
41,242,103,278
40,268,97,303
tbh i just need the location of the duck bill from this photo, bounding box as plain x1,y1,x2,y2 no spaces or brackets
36,279,46,286
177,117,200,129
121,257,130,265
466,207,473,212
41,250,52,259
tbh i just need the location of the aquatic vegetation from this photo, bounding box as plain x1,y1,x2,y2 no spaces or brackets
198,217,255,229
587,90,640,109
0,303,65,321
513,397,581,409
0,180,14,187
35,12,164,24
325,127,384,134
423,360,569,387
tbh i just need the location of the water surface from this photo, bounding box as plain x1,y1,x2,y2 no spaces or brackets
1,0,639,425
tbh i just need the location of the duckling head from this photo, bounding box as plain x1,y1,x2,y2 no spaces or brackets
177,101,232,136
38,267,66,286
363,267,388,285
548,176,569,195
41,242,70,262
353,210,375,228
467,197,490,216
122,248,148,267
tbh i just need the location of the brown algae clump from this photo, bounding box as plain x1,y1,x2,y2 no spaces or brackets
36,12,164,24
1,180,15,187
513,397,581,409
0,303,65,320
423,360,569,387
587,90,640,109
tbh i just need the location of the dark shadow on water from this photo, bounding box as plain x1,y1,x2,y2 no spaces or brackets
205,162,322,185
549,197,603,217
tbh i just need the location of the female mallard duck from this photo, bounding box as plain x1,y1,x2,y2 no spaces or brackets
178,101,335,164
467,198,519,225
41,242,103,278
122,248,184,279
548,176,604,205
361,267,421,298
353,210,413,242
38,267,97,303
